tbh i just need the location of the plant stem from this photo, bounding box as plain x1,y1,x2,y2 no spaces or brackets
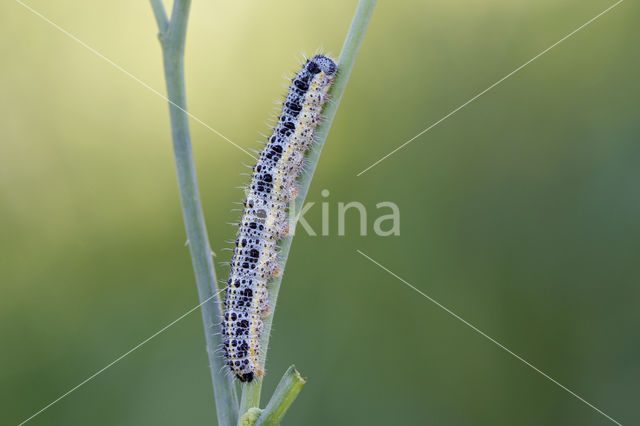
254,366,306,426
149,0,168,34
150,1,238,424
239,0,377,415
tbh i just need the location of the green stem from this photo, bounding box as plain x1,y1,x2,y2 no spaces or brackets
238,0,377,416
254,366,306,426
149,0,168,34
150,1,238,424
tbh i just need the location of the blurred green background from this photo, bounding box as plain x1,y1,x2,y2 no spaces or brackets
1,0,638,425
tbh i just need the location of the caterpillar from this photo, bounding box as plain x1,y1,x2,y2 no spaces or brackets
222,54,337,382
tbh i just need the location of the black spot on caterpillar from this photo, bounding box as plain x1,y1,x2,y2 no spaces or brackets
222,55,337,382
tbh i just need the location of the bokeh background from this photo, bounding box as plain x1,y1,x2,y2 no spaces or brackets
1,0,638,425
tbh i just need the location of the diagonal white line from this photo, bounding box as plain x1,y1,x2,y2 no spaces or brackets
356,249,623,426
17,289,223,426
356,0,624,176
14,0,255,159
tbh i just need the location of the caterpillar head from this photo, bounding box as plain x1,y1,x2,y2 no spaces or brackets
308,55,337,76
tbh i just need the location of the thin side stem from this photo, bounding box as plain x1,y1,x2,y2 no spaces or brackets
239,0,377,415
254,366,306,426
149,0,168,34
150,1,239,424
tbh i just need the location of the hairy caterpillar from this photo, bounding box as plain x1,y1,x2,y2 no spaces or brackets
222,55,337,382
